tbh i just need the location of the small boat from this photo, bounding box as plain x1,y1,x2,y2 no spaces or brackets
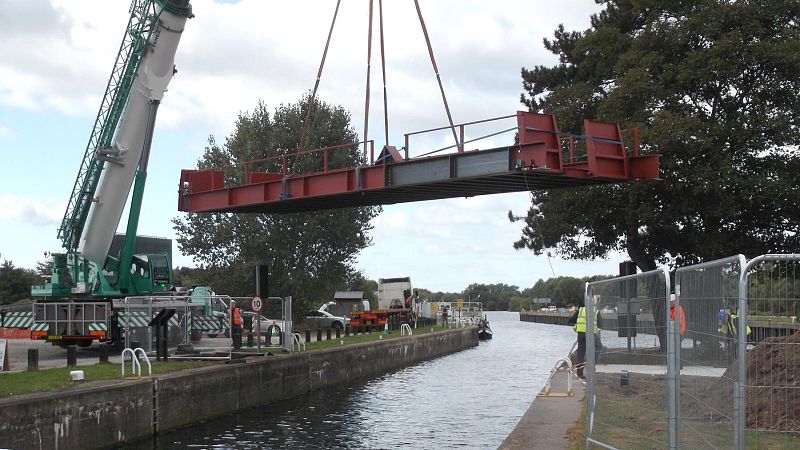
477,315,493,340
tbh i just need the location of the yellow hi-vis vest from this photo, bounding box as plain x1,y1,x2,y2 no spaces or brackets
727,314,752,337
574,307,601,333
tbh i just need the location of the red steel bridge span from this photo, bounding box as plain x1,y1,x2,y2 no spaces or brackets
178,112,660,214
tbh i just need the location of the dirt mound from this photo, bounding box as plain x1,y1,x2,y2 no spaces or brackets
739,331,800,431
595,332,800,432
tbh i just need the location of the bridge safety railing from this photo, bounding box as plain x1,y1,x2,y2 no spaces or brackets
243,140,374,178
585,268,672,449
552,126,640,165
403,112,642,165
403,113,518,159
181,140,375,193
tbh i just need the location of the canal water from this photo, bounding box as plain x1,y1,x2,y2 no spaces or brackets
133,311,576,450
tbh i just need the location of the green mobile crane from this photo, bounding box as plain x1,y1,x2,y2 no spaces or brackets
30,0,194,346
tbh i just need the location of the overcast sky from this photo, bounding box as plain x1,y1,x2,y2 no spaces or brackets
0,0,631,293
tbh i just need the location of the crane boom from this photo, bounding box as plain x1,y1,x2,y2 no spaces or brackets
80,0,191,264
34,0,193,299
58,0,165,252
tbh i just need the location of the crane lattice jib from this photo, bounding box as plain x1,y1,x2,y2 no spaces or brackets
57,0,164,251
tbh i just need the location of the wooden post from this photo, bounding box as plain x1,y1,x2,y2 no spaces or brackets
28,348,38,370
66,345,77,367
99,344,109,364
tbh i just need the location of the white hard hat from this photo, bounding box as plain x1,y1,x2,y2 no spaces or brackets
670,294,676,302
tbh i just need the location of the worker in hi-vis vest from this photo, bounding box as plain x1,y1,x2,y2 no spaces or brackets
229,305,243,350
569,294,603,381
718,301,751,359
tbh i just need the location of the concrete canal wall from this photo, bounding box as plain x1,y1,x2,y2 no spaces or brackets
519,310,658,332
0,328,477,450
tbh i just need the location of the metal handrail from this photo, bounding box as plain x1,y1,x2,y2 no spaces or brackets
523,126,641,163
133,347,151,375
291,332,306,352
121,348,140,377
540,357,574,397
243,140,375,177
400,323,413,336
404,113,518,158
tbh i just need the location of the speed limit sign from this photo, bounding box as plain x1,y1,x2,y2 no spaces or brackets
251,296,263,312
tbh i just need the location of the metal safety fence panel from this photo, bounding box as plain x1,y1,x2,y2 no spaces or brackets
740,254,800,449
121,296,191,352
674,255,746,449
585,269,672,449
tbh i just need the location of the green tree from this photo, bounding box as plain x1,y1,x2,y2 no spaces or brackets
35,259,52,277
508,296,533,312
530,276,585,307
420,290,459,303
0,258,38,304
345,273,378,310
514,0,800,272
463,283,520,310
173,96,380,318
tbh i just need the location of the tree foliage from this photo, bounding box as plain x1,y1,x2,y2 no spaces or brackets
172,95,380,317
514,0,800,272
530,276,585,307
461,283,520,311
0,257,38,305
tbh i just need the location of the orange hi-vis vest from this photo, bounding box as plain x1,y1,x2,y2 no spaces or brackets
670,305,686,336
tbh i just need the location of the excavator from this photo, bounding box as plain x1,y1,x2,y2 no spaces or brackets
30,0,195,347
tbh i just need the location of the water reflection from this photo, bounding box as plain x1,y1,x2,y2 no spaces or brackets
131,311,576,449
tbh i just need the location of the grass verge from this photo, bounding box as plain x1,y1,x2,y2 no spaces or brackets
0,326,459,398
0,361,211,398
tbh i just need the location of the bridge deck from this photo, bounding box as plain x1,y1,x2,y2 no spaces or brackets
178,112,660,214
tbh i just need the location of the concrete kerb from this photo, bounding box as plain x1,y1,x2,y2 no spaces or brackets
499,380,585,450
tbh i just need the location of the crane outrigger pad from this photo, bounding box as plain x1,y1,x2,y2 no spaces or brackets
178,112,659,214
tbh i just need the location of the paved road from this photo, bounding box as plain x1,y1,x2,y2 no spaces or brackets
4,339,124,372
2,327,365,373
2,333,304,373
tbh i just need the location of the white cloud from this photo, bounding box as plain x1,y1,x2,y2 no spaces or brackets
0,195,65,226
0,0,600,132
0,0,617,289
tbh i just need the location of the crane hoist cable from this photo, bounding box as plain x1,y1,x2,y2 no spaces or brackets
299,0,458,170
414,0,460,152
378,0,390,151
296,0,342,171
362,0,374,160
363,0,391,159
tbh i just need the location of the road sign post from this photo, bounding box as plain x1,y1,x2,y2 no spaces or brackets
252,296,262,354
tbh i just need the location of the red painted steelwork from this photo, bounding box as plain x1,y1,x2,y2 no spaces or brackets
178,112,659,214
